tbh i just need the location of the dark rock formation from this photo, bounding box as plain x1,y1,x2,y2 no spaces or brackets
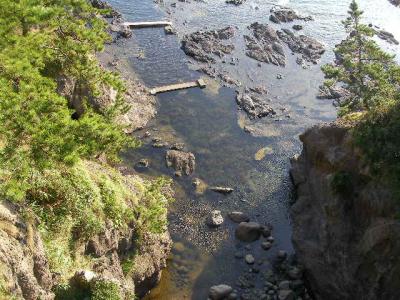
244,22,286,66
226,0,246,5
0,202,54,299
290,122,400,300
377,30,399,45
181,27,235,63
165,150,196,176
269,8,312,24
277,29,325,64
236,89,276,119
389,0,400,6
235,222,262,242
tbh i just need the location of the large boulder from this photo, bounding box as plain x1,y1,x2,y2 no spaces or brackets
165,150,196,176
209,284,233,300
235,222,261,242
290,122,400,300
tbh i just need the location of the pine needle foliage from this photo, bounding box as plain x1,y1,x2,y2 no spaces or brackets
0,0,132,200
321,0,400,116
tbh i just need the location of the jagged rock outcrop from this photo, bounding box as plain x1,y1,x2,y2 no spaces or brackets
290,122,400,300
0,202,54,300
244,22,286,66
57,76,155,133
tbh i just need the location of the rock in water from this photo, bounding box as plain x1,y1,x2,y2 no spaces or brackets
245,254,255,264
226,0,246,5
207,210,224,227
228,211,250,223
209,284,233,300
182,27,235,63
235,222,261,242
210,186,234,194
278,289,295,300
244,22,286,66
165,150,195,175
277,29,325,64
269,8,312,23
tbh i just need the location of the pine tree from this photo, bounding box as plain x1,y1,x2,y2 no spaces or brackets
0,0,133,200
321,0,400,115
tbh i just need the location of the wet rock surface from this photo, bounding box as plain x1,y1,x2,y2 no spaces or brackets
377,29,399,45
244,22,286,66
235,222,262,242
226,0,246,5
165,150,196,176
236,89,276,119
181,27,235,64
277,29,325,64
269,8,312,24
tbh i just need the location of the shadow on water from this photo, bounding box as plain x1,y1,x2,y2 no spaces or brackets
106,0,400,299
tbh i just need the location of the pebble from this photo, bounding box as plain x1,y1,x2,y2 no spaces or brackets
245,254,255,265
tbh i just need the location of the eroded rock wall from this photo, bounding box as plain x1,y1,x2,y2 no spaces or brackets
290,122,400,300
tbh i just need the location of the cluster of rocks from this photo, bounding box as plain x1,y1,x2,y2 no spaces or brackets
181,27,236,63
277,29,325,64
244,22,286,66
207,213,311,300
269,8,312,24
376,29,399,45
236,88,276,119
226,0,246,5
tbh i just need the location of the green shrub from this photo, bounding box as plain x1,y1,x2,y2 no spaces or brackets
91,280,122,300
331,171,353,196
354,101,400,198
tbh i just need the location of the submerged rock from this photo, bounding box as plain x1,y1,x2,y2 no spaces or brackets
182,27,235,63
269,8,313,24
235,222,261,242
210,186,234,194
245,254,255,264
244,22,286,66
209,284,234,300
228,211,250,223
207,210,224,227
277,29,325,64
226,0,246,5
165,150,196,175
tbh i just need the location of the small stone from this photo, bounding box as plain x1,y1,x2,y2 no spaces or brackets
234,251,244,259
260,225,272,237
261,241,272,250
136,158,149,168
228,211,250,223
277,250,287,260
278,289,295,300
292,24,303,31
207,210,224,227
278,281,290,290
266,236,275,243
287,267,302,280
276,74,283,79
245,254,255,265
244,245,252,250
209,284,233,300
210,186,234,194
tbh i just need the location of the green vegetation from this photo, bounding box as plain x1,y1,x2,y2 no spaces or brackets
0,1,172,298
91,280,123,300
330,171,353,196
321,0,400,116
0,0,132,201
322,1,400,197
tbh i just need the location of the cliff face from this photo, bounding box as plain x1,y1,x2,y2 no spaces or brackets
290,122,400,300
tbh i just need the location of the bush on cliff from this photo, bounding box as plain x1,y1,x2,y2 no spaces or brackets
0,0,132,201
322,1,400,198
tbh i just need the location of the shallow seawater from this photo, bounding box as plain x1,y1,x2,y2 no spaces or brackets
106,0,400,299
